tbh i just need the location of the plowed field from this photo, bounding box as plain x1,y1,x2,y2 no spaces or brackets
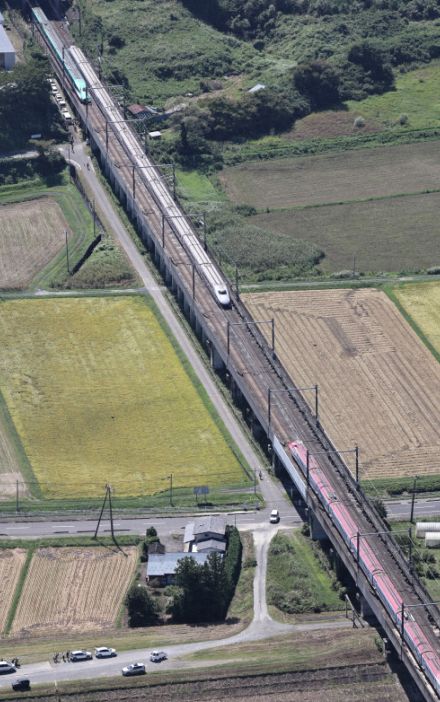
244,289,440,481
0,549,26,633
0,198,67,289
11,546,137,636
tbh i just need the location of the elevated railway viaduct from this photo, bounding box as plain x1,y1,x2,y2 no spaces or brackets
33,12,440,700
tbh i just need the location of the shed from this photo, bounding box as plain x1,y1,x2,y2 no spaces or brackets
148,130,162,140
425,533,440,548
194,539,227,554
248,83,266,94
146,552,209,586
416,522,440,538
184,515,226,549
0,25,15,70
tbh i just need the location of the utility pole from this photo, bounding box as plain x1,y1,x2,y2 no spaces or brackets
410,475,419,524
65,230,70,273
168,473,173,506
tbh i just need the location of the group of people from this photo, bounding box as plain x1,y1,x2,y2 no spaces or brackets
52,651,71,664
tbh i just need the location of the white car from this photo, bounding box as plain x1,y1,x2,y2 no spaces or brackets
95,646,117,658
0,661,15,675
150,650,167,663
122,662,146,676
70,650,92,662
270,509,280,524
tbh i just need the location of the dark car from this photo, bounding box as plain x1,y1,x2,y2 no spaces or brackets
12,678,30,691
0,661,16,675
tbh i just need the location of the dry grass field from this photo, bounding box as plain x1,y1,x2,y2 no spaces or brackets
0,296,245,499
0,549,26,633
11,546,137,636
244,289,440,481
251,191,440,273
220,141,440,210
394,282,440,353
0,198,67,289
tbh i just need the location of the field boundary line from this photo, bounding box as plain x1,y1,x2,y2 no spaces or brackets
255,187,440,214
3,546,32,635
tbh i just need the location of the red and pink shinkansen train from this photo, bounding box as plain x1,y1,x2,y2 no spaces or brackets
289,440,440,696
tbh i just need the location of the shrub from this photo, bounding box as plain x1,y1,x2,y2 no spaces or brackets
125,584,158,627
399,113,409,125
354,116,366,129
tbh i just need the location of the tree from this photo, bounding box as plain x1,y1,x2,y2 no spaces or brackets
293,61,341,110
170,552,231,623
125,584,158,627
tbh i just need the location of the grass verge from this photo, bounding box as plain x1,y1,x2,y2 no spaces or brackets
226,531,255,625
266,530,344,620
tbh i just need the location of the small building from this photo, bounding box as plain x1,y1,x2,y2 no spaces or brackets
248,83,266,94
194,538,227,554
127,103,161,120
183,515,226,552
0,14,15,71
147,541,165,555
147,130,161,140
146,552,209,586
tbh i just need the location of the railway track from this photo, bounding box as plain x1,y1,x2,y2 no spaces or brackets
33,14,440,700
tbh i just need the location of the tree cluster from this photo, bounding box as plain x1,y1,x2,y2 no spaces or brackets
125,584,158,627
0,54,63,151
170,527,242,623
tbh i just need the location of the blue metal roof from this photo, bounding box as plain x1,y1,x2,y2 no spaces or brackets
0,26,15,54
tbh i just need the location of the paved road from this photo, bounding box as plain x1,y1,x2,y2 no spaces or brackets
2,495,439,538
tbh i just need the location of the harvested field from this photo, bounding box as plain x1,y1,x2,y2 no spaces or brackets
394,282,440,354
250,192,440,273
244,289,440,481
11,546,137,636
220,141,440,209
0,198,67,289
0,296,245,499
0,549,26,634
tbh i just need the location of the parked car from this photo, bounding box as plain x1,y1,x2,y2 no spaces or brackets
269,509,280,524
0,661,16,675
150,650,167,663
12,678,30,691
70,650,92,662
122,663,146,676
95,646,117,658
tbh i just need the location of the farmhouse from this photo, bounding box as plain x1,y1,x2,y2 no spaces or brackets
146,552,209,586
0,13,16,70
183,515,226,553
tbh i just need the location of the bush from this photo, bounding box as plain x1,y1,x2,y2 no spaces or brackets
125,584,158,627
223,526,243,609
354,116,366,129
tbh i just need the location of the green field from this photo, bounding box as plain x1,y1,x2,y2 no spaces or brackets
0,295,248,500
219,141,440,275
392,282,440,354
251,191,440,274
267,531,344,618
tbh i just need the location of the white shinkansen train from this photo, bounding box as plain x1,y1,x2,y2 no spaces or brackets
68,45,231,308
